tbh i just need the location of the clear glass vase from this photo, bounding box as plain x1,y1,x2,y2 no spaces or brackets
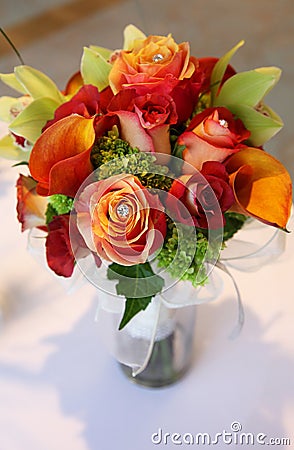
118,302,197,388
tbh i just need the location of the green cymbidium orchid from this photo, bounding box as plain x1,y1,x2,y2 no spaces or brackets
210,42,283,146
0,66,66,160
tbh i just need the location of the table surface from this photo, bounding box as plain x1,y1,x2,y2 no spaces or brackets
0,159,293,450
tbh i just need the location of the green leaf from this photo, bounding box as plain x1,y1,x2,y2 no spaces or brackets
223,212,247,242
224,103,283,146
108,262,164,298
118,297,152,330
0,71,28,94
45,203,58,224
210,40,244,104
213,67,281,108
14,66,64,104
9,97,60,143
123,24,146,50
81,47,111,91
172,142,186,159
107,262,164,329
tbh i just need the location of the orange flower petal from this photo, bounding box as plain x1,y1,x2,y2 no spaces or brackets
226,147,292,230
48,147,93,197
29,115,95,196
16,174,48,231
64,71,83,95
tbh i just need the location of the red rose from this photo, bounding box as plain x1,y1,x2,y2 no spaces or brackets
167,161,234,229
107,88,177,155
46,213,99,277
46,214,76,277
43,85,102,131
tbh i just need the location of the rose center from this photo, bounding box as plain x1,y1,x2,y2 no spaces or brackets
218,119,228,128
116,203,130,218
152,53,164,63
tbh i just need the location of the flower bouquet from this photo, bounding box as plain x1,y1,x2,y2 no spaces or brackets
0,25,292,386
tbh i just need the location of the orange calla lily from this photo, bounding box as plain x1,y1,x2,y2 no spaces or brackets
64,71,84,95
29,115,96,197
225,147,292,230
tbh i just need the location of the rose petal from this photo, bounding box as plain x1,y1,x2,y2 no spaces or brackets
147,124,171,156
181,131,240,171
46,215,75,277
16,174,48,231
226,147,292,229
109,111,155,153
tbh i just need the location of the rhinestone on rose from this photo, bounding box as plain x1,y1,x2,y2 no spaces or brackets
117,203,130,218
152,53,164,63
219,119,229,128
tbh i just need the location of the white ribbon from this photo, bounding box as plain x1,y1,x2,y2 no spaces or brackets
26,217,290,376
94,217,289,375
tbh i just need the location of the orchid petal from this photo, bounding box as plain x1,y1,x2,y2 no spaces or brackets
89,45,113,60
9,97,60,143
214,67,281,108
0,96,20,122
81,47,111,91
210,40,244,103
226,147,292,230
0,95,32,122
0,71,27,94
14,66,64,104
226,103,283,146
0,133,30,160
123,24,146,50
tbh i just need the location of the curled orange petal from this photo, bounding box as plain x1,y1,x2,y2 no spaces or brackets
29,115,95,197
225,147,292,230
64,71,83,95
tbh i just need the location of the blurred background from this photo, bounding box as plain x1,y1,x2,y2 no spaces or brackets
0,0,293,184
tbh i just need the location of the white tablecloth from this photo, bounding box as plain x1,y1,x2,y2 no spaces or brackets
0,159,293,450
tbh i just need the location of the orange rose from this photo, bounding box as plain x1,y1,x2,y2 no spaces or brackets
180,107,250,171
109,34,195,94
75,174,166,266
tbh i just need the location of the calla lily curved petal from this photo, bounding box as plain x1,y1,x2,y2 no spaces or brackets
29,115,96,197
225,147,292,230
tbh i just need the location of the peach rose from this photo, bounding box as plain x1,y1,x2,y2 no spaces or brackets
75,174,166,266
180,107,250,171
109,34,195,94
